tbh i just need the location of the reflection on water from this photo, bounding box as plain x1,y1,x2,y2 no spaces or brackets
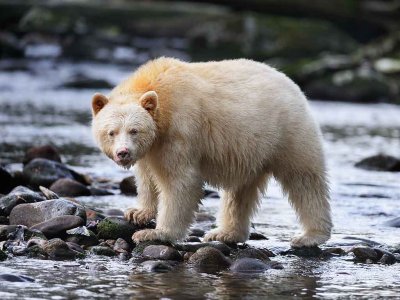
0,59,400,299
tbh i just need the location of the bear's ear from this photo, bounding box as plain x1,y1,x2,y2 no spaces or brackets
139,91,158,115
92,93,109,116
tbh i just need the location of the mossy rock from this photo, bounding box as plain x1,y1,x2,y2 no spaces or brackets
90,246,116,257
96,217,138,244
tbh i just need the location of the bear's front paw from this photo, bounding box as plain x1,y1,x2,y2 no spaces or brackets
291,232,330,248
204,228,248,243
124,208,156,225
132,229,172,243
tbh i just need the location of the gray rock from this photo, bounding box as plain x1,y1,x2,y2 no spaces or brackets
97,217,138,243
175,241,231,256
188,246,231,269
230,258,270,273
23,145,62,165
113,238,131,253
89,187,113,196
119,176,137,195
0,186,45,216
189,228,205,237
133,240,172,254
233,248,272,262
249,232,268,240
355,154,400,172
143,245,182,261
195,212,216,222
0,274,34,282
23,158,75,188
66,242,85,254
39,186,59,200
61,74,113,89
141,260,173,272
352,247,379,261
90,246,116,257
1,225,45,242
49,178,91,197
43,238,77,259
65,227,99,247
185,236,201,243
378,253,396,265
30,215,85,238
0,249,7,261
9,199,86,227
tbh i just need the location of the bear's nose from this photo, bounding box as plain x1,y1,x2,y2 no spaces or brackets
116,148,130,160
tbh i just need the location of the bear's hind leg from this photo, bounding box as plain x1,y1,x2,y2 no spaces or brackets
204,174,269,243
279,170,332,248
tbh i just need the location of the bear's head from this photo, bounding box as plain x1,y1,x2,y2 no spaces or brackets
91,91,158,169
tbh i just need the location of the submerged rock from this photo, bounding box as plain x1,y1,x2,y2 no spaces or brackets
23,145,62,165
232,248,273,262
142,245,182,261
0,186,44,216
384,217,400,228
351,247,379,261
96,217,138,243
49,178,91,197
230,258,270,273
30,215,85,238
281,246,322,258
119,176,137,195
141,260,174,272
0,274,34,282
355,154,400,172
23,158,75,188
9,199,86,227
188,246,231,269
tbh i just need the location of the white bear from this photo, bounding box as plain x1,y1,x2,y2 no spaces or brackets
91,57,332,247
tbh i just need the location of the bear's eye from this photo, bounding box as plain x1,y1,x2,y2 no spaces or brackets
108,130,115,137
130,129,138,135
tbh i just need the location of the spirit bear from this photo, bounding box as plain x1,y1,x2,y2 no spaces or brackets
91,57,332,247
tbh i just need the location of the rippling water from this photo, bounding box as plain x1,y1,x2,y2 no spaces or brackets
0,59,400,299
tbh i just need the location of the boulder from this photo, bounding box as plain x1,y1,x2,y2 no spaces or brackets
43,238,78,259
9,199,86,227
49,178,91,197
23,145,62,165
188,246,231,270
0,186,45,216
30,215,85,238
142,245,182,261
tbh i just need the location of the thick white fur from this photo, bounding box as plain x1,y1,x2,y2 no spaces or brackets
92,58,332,247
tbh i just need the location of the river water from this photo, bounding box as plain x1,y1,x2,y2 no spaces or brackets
0,59,400,299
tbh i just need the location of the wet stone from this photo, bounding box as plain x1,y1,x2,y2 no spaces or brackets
143,245,183,261
61,74,113,89
0,249,7,261
249,232,268,240
113,238,131,253
30,215,85,238
96,217,139,243
66,242,85,254
188,246,231,269
282,246,322,258
89,186,113,196
378,253,396,265
43,238,77,260
175,241,231,256
9,199,86,227
1,225,45,242
352,247,379,262
90,246,116,257
185,236,201,243
189,228,205,237
355,154,400,172
133,240,172,254
230,258,270,273
23,145,62,165
65,227,99,247
384,217,400,228
49,178,91,197
119,176,137,195
0,274,34,282
232,248,272,262
22,158,75,188
0,186,45,216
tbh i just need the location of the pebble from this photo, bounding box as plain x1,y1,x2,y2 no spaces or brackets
142,245,182,261
43,238,78,259
96,217,138,243
49,178,91,197
188,246,231,269
9,199,86,227
90,246,116,257
119,176,137,195
0,186,44,216
23,158,75,188
30,215,85,238
23,145,62,165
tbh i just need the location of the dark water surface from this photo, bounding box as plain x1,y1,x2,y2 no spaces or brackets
1,59,400,299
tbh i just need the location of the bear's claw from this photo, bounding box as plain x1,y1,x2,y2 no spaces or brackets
124,208,155,225
204,228,247,243
132,229,171,243
290,232,330,248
